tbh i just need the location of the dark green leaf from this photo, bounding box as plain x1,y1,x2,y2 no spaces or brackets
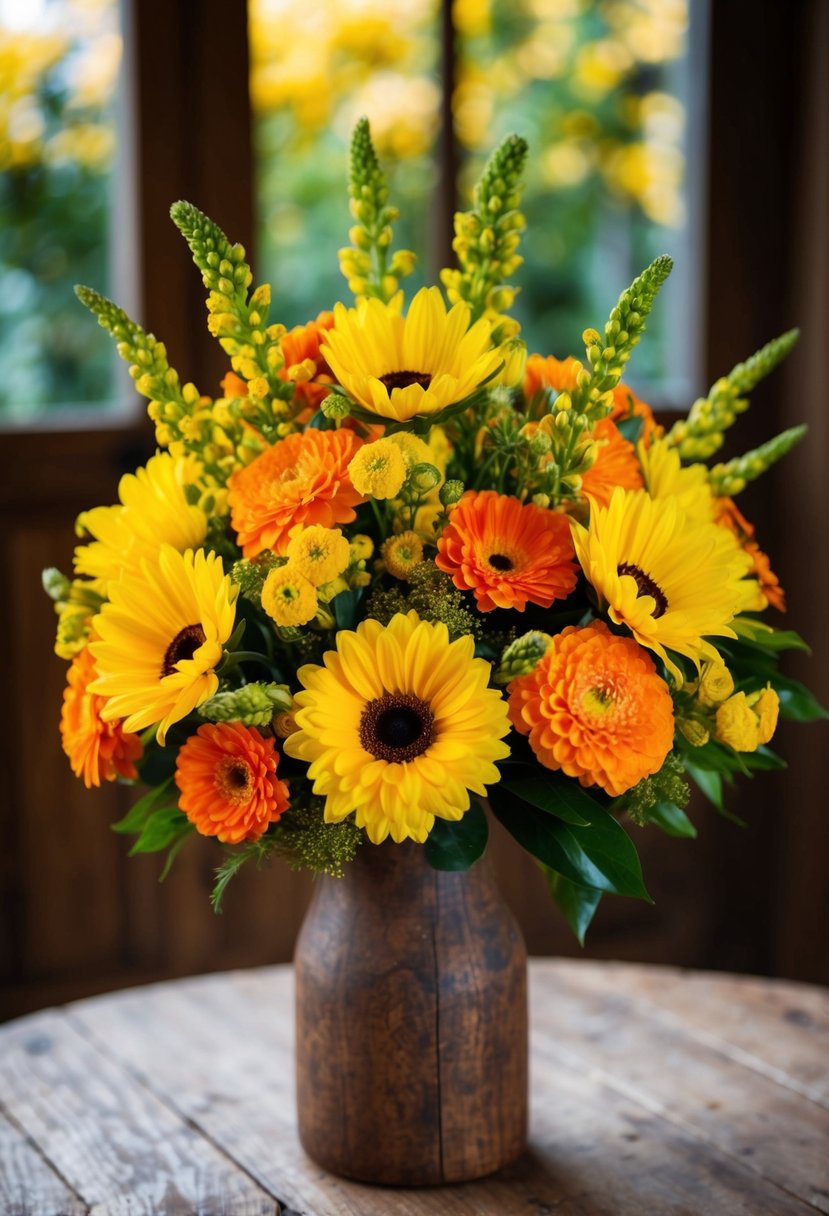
500,772,595,826
773,675,829,723
224,618,247,654
542,867,603,945
129,805,190,855
157,827,195,881
111,779,174,835
333,587,365,630
489,788,650,900
615,414,645,444
425,801,488,871
731,621,811,653
685,763,745,826
648,800,697,838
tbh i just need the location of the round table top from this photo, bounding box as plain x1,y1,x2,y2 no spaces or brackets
1,958,827,1215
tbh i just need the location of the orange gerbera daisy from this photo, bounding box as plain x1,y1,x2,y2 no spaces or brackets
175,721,290,844
60,644,143,788
228,427,365,557
523,354,580,405
279,311,336,417
580,417,643,507
715,497,786,611
435,490,578,612
610,383,661,446
508,620,674,797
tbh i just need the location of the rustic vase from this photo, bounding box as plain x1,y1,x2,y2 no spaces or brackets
293,836,528,1186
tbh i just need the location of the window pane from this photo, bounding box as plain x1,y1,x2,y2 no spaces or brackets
250,0,441,325
0,0,122,422
456,0,699,402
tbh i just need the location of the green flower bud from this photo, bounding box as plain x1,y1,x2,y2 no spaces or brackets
320,393,352,420
200,682,293,726
493,631,553,684
439,479,465,507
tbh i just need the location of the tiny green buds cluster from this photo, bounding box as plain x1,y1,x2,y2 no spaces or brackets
338,118,415,303
43,570,105,659
667,330,799,460
171,201,291,407
199,682,293,727
709,425,807,497
493,631,553,684
440,134,528,343
75,285,198,446
615,752,691,828
231,553,283,607
571,256,673,419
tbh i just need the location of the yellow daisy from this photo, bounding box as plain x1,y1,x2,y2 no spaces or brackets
89,546,238,744
284,611,511,844
638,436,715,522
74,452,208,586
320,287,503,422
571,487,754,684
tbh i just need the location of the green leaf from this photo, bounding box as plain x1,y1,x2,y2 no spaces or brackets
111,779,174,835
224,618,247,654
542,867,602,945
685,763,745,826
129,805,190,855
157,828,195,882
773,675,829,723
615,414,645,445
648,800,697,838
424,801,489,871
333,587,365,630
500,772,594,826
489,788,650,900
731,619,811,653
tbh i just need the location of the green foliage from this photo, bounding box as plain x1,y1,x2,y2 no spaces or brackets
541,868,602,946
441,134,528,342
613,752,691,829
489,783,650,901
709,425,807,497
231,553,282,608
572,255,673,419
199,682,293,726
424,801,488,871
666,330,800,461
366,565,483,642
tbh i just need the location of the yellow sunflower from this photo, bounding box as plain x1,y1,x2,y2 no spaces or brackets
89,546,238,744
320,287,503,422
638,436,715,522
74,452,208,587
284,611,511,844
571,488,754,684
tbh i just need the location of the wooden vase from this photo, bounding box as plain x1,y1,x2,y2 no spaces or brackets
294,837,528,1186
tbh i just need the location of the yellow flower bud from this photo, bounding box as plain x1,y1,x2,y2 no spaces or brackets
697,660,735,707
678,718,710,747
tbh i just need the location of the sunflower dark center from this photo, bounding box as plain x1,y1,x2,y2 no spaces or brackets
380,370,432,392
617,562,668,618
488,552,514,571
359,692,435,763
162,624,207,677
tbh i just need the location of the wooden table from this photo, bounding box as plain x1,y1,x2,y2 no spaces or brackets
1,959,827,1215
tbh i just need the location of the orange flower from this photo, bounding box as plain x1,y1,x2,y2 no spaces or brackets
221,371,250,399
609,383,661,447
508,620,674,797
580,417,643,507
435,490,578,612
228,428,365,557
60,645,143,788
175,721,290,844
715,497,786,611
523,354,580,402
279,311,336,417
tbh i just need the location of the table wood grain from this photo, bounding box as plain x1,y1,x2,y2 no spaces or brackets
1,959,827,1215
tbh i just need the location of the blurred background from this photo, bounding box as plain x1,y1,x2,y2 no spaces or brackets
1,0,827,1020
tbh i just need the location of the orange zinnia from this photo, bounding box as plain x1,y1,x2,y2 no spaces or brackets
715,497,786,611
60,645,143,788
435,490,578,612
581,417,643,507
508,620,674,797
279,311,336,417
523,354,580,403
175,721,290,844
228,427,365,557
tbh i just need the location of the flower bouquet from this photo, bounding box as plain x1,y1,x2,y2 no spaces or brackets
46,121,822,1184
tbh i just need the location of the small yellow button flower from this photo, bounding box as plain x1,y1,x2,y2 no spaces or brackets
382,531,424,580
261,566,318,627
348,439,407,499
286,526,350,587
